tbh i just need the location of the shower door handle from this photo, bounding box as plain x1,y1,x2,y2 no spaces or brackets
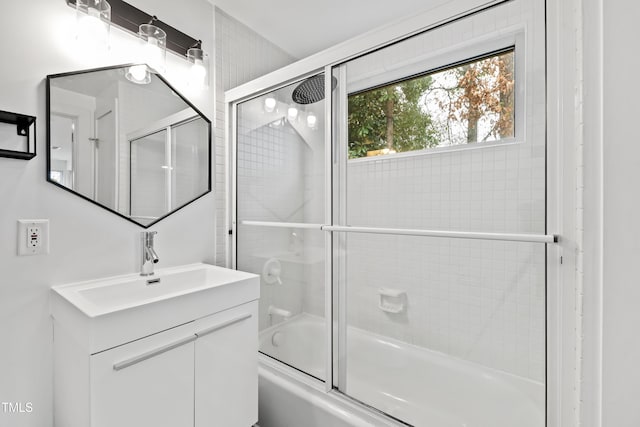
321,225,558,244
240,220,323,229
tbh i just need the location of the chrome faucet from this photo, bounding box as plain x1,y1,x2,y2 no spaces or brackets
140,231,159,276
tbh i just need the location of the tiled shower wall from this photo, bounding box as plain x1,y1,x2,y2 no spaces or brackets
214,8,295,267
235,120,316,330
341,144,546,382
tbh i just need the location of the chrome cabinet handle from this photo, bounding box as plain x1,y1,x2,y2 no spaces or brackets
195,313,252,338
113,335,197,371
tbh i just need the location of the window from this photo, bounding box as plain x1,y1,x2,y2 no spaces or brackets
347,49,515,159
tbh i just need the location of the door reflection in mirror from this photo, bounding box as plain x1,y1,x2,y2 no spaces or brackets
129,112,208,225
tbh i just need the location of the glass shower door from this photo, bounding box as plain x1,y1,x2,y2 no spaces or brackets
330,1,548,426
235,75,328,381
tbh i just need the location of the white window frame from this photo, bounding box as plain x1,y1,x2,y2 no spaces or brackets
344,27,527,164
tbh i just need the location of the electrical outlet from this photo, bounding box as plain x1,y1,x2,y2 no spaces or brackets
18,220,49,255
28,226,41,248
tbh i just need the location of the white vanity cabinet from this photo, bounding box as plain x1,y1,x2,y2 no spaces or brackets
51,263,259,427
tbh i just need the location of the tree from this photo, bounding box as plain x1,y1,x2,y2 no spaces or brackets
347,76,439,158
347,50,515,158
428,51,515,144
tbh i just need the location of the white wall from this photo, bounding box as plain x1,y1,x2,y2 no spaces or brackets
548,0,640,425
601,1,640,426
0,1,214,426
544,0,582,424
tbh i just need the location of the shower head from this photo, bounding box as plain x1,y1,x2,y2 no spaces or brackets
291,75,338,104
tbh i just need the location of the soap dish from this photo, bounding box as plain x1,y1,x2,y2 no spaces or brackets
377,288,407,314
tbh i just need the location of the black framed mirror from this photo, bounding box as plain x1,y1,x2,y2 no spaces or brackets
46,64,211,227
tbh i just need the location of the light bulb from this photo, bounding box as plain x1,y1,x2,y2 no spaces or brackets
77,8,107,46
287,107,298,121
186,46,209,90
189,59,207,89
125,65,151,84
307,113,317,128
130,65,147,81
264,97,276,113
143,38,162,71
75,0,110,52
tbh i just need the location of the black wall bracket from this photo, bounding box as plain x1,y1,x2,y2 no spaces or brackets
65,0,199,57
0,110,36,160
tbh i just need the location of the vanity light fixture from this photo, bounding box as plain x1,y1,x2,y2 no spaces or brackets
67,0,198,56
264,97,276,113
186,40,209,89
68,0,210,90
75,0,111,51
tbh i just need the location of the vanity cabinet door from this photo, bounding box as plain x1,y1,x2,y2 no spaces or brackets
194,301,259,427
90,322,196,427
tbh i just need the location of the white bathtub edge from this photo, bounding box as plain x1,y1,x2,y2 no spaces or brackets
258,354,403,427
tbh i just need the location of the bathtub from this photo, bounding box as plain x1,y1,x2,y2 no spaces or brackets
258,313,544,427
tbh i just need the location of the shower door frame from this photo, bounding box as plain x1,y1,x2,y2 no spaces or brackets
227,0,566,425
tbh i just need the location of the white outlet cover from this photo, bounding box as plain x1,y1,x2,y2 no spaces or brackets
18,219,49,256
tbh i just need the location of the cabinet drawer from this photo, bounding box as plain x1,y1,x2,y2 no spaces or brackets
90,322,196,427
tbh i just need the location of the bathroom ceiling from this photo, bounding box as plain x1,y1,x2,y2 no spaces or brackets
211,0,450,59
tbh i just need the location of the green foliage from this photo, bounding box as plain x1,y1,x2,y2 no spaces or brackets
347,50,515,159
347,76,438,159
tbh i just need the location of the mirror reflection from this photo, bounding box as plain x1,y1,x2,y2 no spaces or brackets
47,64,211,227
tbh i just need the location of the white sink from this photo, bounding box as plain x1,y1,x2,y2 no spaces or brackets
51,263,259,353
